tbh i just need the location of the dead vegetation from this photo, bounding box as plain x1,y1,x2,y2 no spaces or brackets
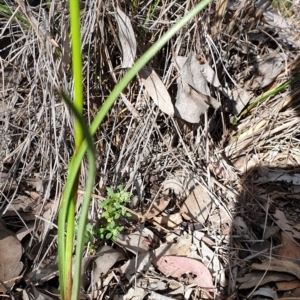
1,0,300,299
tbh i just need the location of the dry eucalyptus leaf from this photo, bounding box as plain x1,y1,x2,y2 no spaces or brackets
139,66,174,116
251,286,278,299
252,259,300,280
162,178,184,196
273,209,300,240
256,54,284,88
237,271,296,290
180,53,220,91
117,227,159,254
224,86,252,115
152,212,183,229
153,256,213,289
116,6,136,68
0,221,23,292
146,196,171,219
93,245,125,282
15,224,35,241
175,53,221,123
154,234,192,257
174,56,187,69
276,280,300,291
198,236,222,273
175,77,209,123
119,252,152,281
123,287,146,300
180,185,212,224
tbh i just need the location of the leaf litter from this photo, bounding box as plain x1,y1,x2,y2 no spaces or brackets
1,0,300,299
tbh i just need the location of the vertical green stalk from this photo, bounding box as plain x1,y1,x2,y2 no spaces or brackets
65,0,83,293
69,0,83,139
58,0,83,299
59,94,96,300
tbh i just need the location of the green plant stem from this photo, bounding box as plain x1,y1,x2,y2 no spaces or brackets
58,94,96,300
58,0,84,298
69,0,84,144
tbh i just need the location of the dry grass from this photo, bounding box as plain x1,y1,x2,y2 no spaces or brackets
1,0,300,299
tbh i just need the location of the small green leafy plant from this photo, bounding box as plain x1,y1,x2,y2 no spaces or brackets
98,186,132,240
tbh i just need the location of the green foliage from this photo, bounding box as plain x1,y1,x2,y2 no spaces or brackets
0,3,29,26
74,186,132,248
272,0,293,17
97,186,131,241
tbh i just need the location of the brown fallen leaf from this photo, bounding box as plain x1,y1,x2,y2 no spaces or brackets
0,221,23,293
251,259,300,280
116,227,159,254
255,51,284,88
273,209,300,240
276,280,300,291
154,234,192,257
115,6,136,68
180,185,212,224
228,86,253,115
174,53,221,123
93,245,125,282
237,271,296,289
119,253,152,281
124,287,146,300
146,196,171,219
152,212,183,229
175,77,209,123
282,286,300,298
278,232,300,262
180,53,220,95
139,66,174,116
252,287,278,299
153,256,213,289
